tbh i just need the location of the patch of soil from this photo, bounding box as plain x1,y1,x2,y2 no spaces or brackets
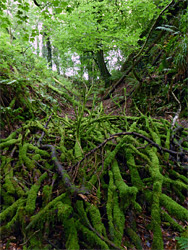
100,81,188,128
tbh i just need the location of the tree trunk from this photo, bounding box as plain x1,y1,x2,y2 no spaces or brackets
42,31,52,69
53,47,60,74
42,33,47,58
95,49,111,88
46,35,52,69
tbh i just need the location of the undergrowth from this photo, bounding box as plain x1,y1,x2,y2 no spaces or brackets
0,21,188,249
1,90,188,249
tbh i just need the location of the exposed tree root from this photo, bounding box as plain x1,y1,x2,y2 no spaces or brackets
0,114,188,249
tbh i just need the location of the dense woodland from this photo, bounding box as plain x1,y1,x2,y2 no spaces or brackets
0,0,188,249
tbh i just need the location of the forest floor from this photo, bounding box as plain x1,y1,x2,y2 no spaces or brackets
1,78,187,250
102,83,188,250
47,81,188,250
101,81,188,128
61,79,188,129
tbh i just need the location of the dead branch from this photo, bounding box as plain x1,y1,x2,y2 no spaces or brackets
72,131,187,170
41,144,90,195
171,92,181,129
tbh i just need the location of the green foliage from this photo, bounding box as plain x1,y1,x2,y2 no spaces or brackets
176,237,188,250
1,0,188,249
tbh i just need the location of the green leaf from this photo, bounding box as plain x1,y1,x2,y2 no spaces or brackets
55,7,63,14
23,34,29,41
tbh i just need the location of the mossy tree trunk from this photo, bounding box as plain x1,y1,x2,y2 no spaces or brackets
42,29,52,69
95,49,111,88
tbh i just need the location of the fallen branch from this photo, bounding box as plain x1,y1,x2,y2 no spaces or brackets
38,116,89,195
72,131,187,169
85,216,122,250
41,144,90,195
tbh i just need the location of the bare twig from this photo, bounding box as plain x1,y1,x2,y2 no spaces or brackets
72,131,186,171
20,229,40,246
40,144,90,195
171,92,181,129
81,209,122,250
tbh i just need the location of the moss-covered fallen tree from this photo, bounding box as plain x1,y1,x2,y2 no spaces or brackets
0,112,188,249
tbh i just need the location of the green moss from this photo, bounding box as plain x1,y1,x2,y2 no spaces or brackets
88,166,101,187
164,129,170,160
76,200,115,248
146,148,163,182
163,177,188,192
1,201,25,236
111,159,138,206
28,144,50,157
76,220,109,249
126,227,143,250
27,235,43,249
42,185,52,205
0,138,21,149
182,141,188,148
161,211,184,232
128,121,138,132
12,178,25,197
3,159,15,195
25,172,48,214
125,149,144,190
56,201,79,249
151,181,163,250
74,139,83,161
57,201,73,220
86,203,107,237
106,170,116,240
26,192,67,230
0,128,22,143
65,217,80,250
48,83,79,106
149,117,161,139
128,144,151,164
60,135,67,161
160,194,188,221
32,154,41,161
172,185,187,203
113,189,125,246
0,155,6,171
2,192,15,206
169,170,188,184
0,198,25,223
23,120,48,134
19,143,35,170
146,117,161,146
104,142,124,168
96,186,101,201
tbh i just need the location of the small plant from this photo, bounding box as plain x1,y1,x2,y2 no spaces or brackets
176,237,188,250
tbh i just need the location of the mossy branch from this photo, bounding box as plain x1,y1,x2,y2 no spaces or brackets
72,131,187,170
41,144,90,195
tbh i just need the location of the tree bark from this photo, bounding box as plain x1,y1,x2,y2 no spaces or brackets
53,47,60,74
42,31,52,69
95,49,111,88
